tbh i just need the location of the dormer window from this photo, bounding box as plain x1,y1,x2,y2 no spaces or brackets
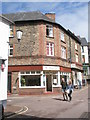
46,25,53,37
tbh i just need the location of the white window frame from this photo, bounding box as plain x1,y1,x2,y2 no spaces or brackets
76,54,78,62
75,43,78,50
9,44,13,56
19,71,45,88
9,25,14,37
61,32,65,42
46,25,53,37
47,43,54,56
61,46,66,59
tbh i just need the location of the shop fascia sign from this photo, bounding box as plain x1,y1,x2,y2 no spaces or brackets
71,64,77,69
43,66,60,71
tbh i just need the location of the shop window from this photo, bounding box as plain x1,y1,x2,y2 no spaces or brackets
53,75,58,85
20,75,41,87
46,25,53,37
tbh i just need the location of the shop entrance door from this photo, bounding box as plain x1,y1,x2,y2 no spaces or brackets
46,75,52,92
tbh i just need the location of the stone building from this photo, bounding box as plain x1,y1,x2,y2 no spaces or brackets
3,11,83,94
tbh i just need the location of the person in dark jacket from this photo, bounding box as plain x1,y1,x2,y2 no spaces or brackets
61,78,68,101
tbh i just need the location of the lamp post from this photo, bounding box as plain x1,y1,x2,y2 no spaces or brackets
16,30,22,42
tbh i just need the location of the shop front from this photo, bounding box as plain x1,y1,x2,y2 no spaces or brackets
9,65,71,95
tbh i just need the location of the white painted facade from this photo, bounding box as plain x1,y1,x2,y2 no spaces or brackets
81,46,88,63
0,16,13,119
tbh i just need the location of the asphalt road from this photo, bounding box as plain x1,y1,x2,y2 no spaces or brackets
5,86,88,120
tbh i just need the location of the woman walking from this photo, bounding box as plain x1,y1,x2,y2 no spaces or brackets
61,78,68,101
67,80,73,102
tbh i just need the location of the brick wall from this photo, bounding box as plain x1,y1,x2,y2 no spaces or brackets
9,21,71,68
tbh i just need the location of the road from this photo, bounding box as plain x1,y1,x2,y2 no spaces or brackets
5,86,88,119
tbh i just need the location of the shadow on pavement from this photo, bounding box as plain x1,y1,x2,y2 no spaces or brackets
4,113,89,120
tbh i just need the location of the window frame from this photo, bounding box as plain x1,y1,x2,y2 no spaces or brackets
46,25,53,38
46,42,54,56
9,25,14,38
76,54,78,62
19,71,44,88
75,43,78,50
61,46,66,59
9,44,13,56
61,32,65,42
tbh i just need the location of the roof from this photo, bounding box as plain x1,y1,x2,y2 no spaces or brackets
77,36,88,46
67,30,81,44
0,14,14,24
3,11,55,23
3,11,81,44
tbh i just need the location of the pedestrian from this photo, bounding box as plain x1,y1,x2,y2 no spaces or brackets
78,79,82,89
67,80,73,102
61,78,68,101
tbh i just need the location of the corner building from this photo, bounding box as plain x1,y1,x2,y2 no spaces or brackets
3,12,83,95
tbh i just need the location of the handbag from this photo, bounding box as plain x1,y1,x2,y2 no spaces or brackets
66,89,70,94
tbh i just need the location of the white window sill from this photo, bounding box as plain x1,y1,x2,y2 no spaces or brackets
19,86,45,89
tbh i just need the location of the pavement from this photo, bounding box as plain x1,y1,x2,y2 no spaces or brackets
4,85,88,119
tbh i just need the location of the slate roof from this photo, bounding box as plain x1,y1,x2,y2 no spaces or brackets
3,11,55,23
78,36,88,46
3,11,81,44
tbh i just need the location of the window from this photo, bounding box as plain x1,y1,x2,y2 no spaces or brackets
9,44,13,56
53,75,58,85
82,46,84,52
47,43,54,56
61,32,64,41
75,43,78,50
61,46,66,59
9,25,13,37
46,25,53,37
82,55,85,63
76,54,78,62
21,75,41,87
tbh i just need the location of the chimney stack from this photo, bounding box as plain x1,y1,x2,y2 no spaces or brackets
45,13,55,22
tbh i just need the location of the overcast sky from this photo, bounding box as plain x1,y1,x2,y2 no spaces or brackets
1,1,89,41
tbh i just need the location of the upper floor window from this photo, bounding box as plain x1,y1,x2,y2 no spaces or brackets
47,42,54,56
76,54,78,62
46,25,53,37
82,55,85,63
9,44,13,56
82,46,84,52
61,46,66,59
9,25,14,37
61,32,65,42
75,43,78,50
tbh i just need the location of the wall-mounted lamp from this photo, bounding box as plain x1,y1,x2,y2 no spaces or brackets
16,30,23,41
0,59,7,72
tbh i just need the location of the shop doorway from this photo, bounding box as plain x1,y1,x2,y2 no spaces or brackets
46,75,52,92
8,72,12,93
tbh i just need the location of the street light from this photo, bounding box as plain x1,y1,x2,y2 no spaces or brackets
16,30,23,42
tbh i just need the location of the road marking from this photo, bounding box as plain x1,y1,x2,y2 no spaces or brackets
6,106,28,118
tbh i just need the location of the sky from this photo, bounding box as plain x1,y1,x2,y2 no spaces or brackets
1,1,89,41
